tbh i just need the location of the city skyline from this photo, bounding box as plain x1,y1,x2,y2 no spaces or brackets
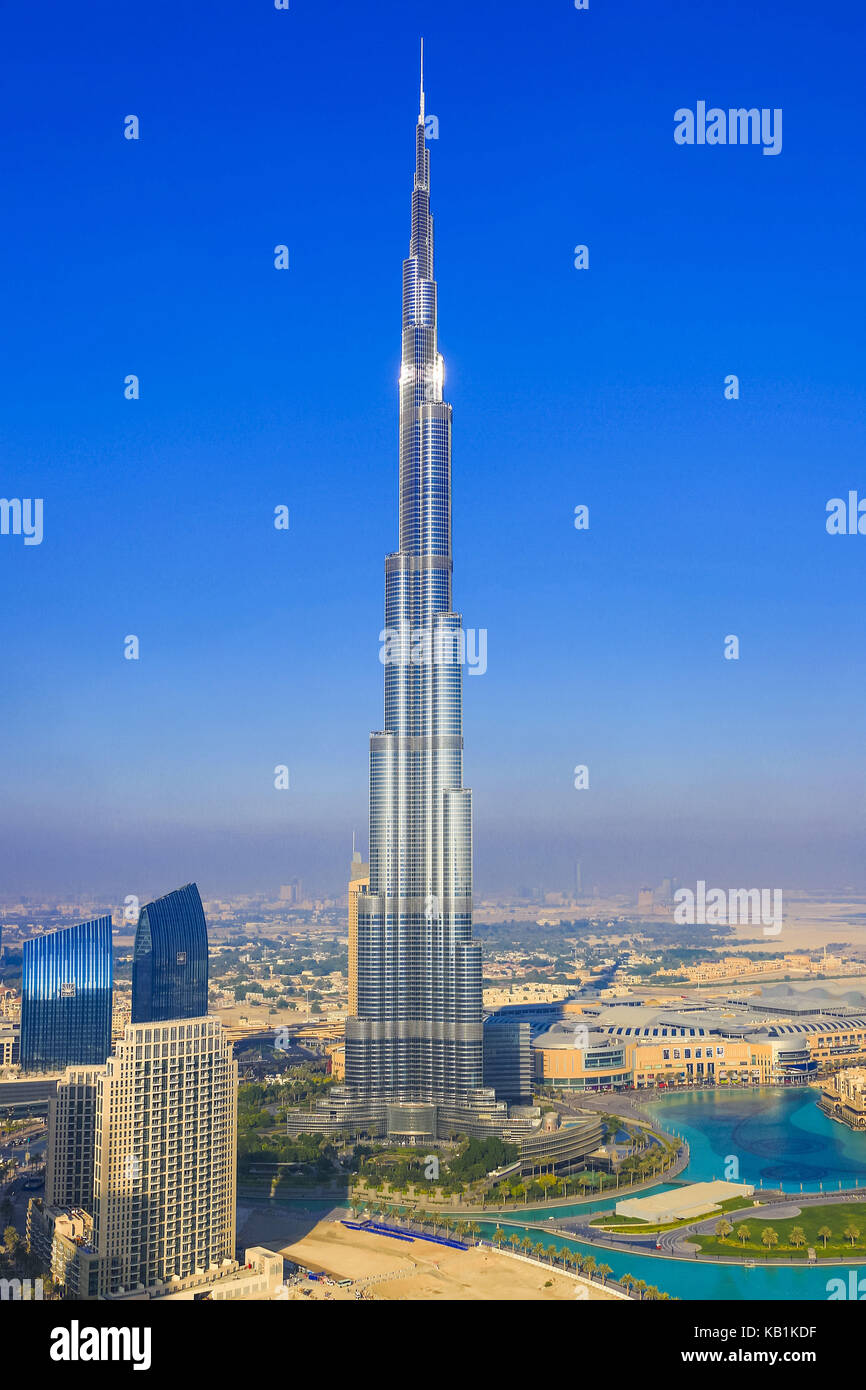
2,0,864,903
2,2,865,1332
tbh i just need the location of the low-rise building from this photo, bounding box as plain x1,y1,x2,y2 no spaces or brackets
819,1067,866,1130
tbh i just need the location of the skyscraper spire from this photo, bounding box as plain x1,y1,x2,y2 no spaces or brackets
287,52,520,1144
340,49,503,1138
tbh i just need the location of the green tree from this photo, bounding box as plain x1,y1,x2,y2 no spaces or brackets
843,1224,860,1248
715,1218,733,1241
817,1225,832,1250
789,1226,806,1250
761,1227,779,1252
737,1224,751,1247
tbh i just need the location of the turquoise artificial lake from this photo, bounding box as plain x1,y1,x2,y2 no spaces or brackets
481,1087,866,1301
649,1085,866,1193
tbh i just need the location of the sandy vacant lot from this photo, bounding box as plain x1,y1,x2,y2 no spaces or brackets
278,1219,622,1301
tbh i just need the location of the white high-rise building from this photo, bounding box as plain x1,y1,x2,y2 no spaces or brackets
46,1065,102,1210
91,1016,237,1295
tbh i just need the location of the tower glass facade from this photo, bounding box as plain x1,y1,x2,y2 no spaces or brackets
131,882,209,1024
20,918,112,1073
345,62,484,1112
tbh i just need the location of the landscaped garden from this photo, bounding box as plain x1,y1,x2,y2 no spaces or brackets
694,1202,866,1260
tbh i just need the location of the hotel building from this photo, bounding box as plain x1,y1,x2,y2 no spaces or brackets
20,918,112,1073
132,883,209,1024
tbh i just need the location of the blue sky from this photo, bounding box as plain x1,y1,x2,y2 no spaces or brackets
1,0,864,899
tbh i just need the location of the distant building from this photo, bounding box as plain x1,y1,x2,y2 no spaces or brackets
819,1067,866,1130
347,850,369,1017
483,1016,532,1104
20,918,112,1073
132,883,208,1023
46,1066,102,1210
27,1202,96,1299
327,1041,346,1080
534,1027,635,1091
0,1027,18,1068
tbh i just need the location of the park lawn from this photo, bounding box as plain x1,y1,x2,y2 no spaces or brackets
695,1201,866,1260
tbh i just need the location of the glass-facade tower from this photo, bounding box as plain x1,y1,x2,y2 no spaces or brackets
20,918,112,1072
131,882,209,1023
345,56,484,1112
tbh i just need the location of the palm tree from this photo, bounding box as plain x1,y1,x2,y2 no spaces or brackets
761,1227,779,1252
620,1273,635,1297
737,1224,751,1247
521,1236,533,1256
818,1225,832,1250
508,1233,521,1251
492,1226,505,1248
469,1222,481,1244
789,1226,806,1251
597,1263,612,1286
645,1285,660,1301
633,1278,647,1300
583,1255,597,1281
545,1244,558,1264
715,1218,733,1241
844,1224,860,1248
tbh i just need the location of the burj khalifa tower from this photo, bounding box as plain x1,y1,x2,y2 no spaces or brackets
342,48,505,1140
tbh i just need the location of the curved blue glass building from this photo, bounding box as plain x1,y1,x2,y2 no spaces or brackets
131,882,209,1023
20,918,112,1073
